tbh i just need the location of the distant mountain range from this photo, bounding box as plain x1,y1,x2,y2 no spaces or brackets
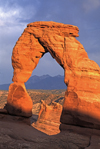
0,75,67,90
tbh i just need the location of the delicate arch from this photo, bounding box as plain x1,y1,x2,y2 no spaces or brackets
6,22,100,129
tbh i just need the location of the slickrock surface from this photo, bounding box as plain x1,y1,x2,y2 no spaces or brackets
0,113,100,149
0,99,100,148
6,21,100,130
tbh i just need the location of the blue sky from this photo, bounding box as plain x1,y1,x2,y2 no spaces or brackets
0,0,100,84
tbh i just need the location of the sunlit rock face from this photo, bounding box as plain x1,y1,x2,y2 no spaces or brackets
38,100,62,124
32,100,62,135
6,21,100,129
7,83,33,117
60,37,100,129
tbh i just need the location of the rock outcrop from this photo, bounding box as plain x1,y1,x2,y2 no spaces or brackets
38,100,62,124
32,100,62,135
0,114,92,149
7,83,33,117
6,21,100,129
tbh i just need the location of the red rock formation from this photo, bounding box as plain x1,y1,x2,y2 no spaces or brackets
7,21,79,117
7,83,33,117
38,100,62,124
6,21,100,130
60,37,100,129
32,100,62,135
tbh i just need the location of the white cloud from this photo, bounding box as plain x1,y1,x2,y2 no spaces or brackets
0,7,21,26
83,0,100,13
0,4,36,27
0,8,18,18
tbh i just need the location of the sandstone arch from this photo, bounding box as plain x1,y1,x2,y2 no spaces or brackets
6,21,100,129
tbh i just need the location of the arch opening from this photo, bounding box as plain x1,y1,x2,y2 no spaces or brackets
32,52,64,77
25,52,66,90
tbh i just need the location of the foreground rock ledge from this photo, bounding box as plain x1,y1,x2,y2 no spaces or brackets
6,21,100,129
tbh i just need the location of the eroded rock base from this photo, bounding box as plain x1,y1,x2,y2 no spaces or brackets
6,82,33,117
60,90,100,130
